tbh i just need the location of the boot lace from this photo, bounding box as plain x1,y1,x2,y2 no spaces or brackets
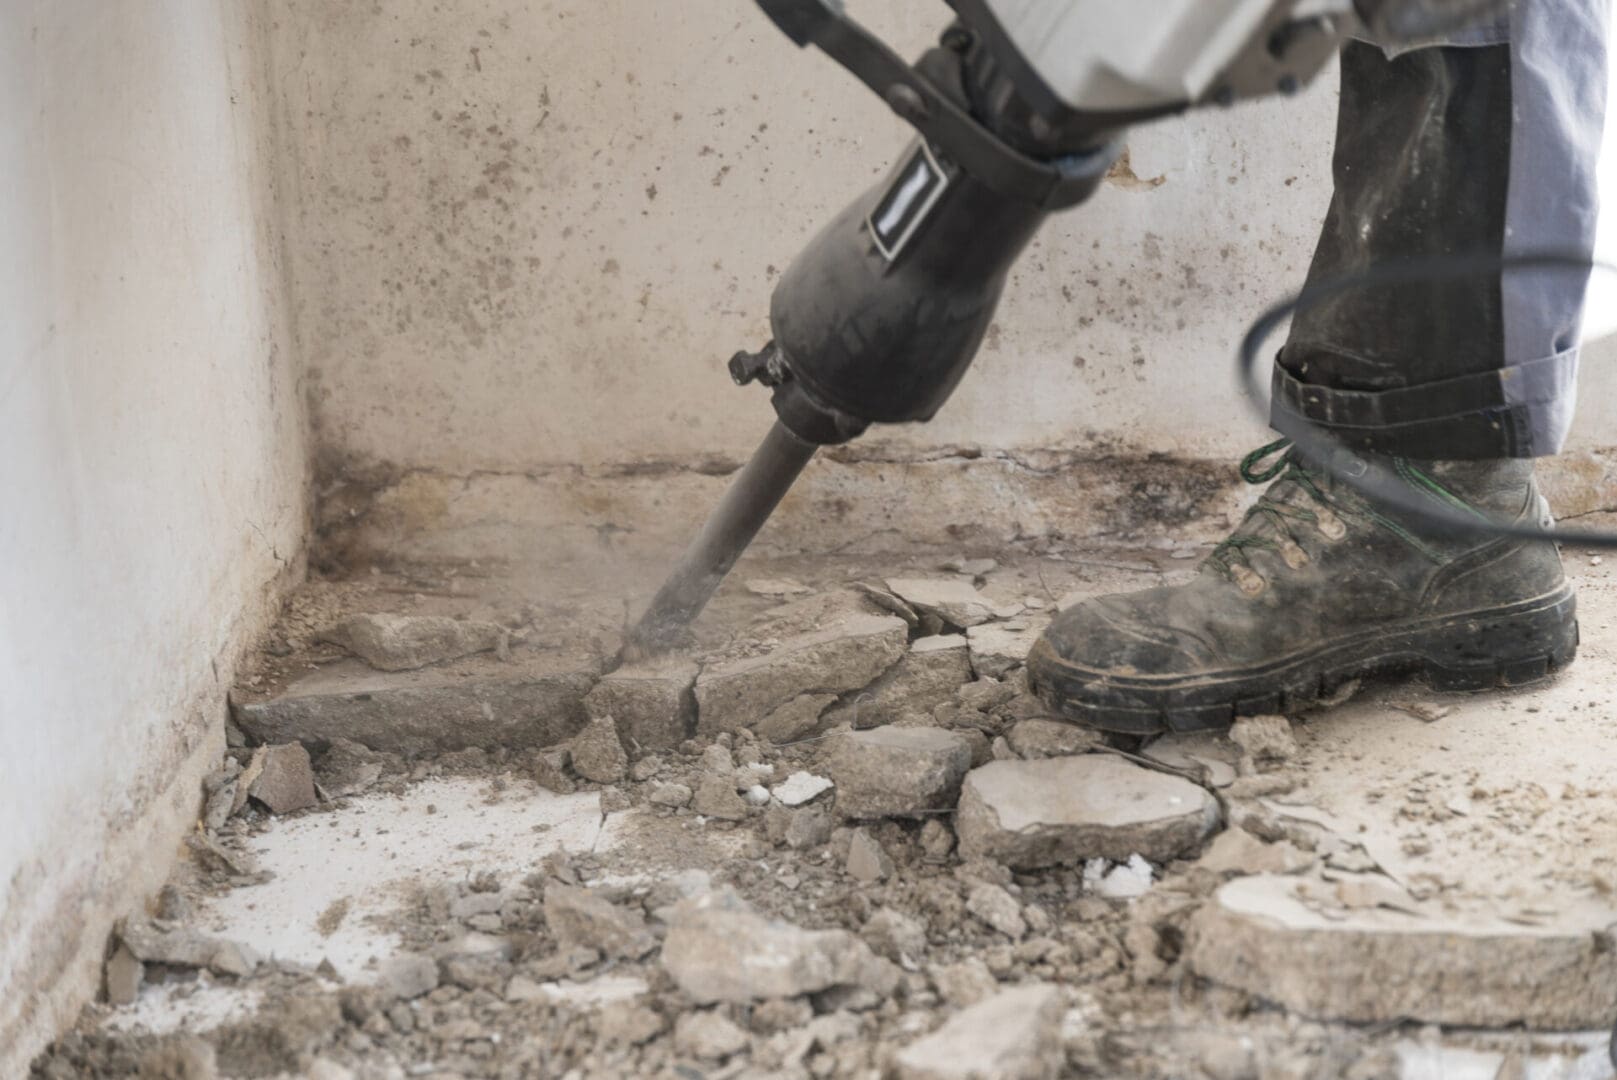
1208,439,1445,589
1206,440,1332,586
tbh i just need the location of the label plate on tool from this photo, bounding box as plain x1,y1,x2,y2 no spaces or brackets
867,141,952,263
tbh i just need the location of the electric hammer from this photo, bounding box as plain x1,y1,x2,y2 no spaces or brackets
624,0,1510,657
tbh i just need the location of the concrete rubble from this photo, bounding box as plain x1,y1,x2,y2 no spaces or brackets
37,560,1617,1079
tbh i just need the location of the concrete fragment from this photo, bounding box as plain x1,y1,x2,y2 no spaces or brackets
920,820,956,861
248,743,319,814
234,656,595,755
755,692,839,744
543,885,657,960
928,959,999,1007
863,908,927,964
119,917,259,978
313,737,391,798
785,805,835,850
661,887,898,1005
673,1010,751,1061
570,715,628,784
1005,719,1100,759
584,657,697,752
824,727,973,819
1229,714,1297,765
692,772,749,821
966,883,1026,940
1189,875,1617,1028
105,944,144,1006
846,829,894,883
885,578,1002,628
597,1001,667,1046
693,614,908,735
378,952,439,1001
956,756,1220,869
893,984,1065,1080
329,612,507,671
774,771,834,807
648,782,692,808
1195,828,1313,877
825,635,973,730
965,616,1052,679
744,784,771,806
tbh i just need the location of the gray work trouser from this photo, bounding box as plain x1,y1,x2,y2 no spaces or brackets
1273,2,1610,458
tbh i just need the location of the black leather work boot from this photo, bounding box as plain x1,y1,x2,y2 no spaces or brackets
1028,441,1578,734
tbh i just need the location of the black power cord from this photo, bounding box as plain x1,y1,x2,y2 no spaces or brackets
1237,249,1617,547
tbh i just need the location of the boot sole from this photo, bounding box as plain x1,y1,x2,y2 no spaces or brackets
1027,583,1579,735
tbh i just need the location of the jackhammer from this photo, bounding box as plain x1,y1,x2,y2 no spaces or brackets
624,0,1511,658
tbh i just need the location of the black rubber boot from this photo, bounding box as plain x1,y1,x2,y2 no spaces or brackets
1028,441,1578,734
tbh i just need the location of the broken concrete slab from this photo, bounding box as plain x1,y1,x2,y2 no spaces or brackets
542,885,657,961
884,578,1011,629
965,616,1051,679
754,692,840,745
892,983,1065,1080
693,614,908,736
956,756,1220,869
248,743,319,814
661,887,897,1005
824,727,974,820
233,653,597,755
1189,874,1617,1028
569,716,629,784
584,656,697,752
325,612,508,672
825,634,973,731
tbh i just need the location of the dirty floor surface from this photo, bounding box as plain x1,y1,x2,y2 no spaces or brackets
30,542,1617,1080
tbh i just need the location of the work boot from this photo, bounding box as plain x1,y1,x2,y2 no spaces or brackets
1028,440,1578,734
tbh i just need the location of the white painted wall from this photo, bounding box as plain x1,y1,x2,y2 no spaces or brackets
271,0,1617,481
0,3,306,1069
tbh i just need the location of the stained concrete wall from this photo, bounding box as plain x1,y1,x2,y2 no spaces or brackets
0,3,306,1069
273,0,1617,485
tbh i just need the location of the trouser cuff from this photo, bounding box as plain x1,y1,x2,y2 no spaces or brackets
1269,346,1578,459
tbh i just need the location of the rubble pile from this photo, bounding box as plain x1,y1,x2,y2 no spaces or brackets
30,564,1617,1078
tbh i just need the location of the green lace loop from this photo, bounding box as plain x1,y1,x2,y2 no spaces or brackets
1239,439,1295,485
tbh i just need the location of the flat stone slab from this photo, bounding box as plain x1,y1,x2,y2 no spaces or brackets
956,755,1220,868
234,651,598,755
694,614,907,736
1189,874,1617,1029
824,634,972,730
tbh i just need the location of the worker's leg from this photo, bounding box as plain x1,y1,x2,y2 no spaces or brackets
1274,4,1608,457
1028,8,1609,734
